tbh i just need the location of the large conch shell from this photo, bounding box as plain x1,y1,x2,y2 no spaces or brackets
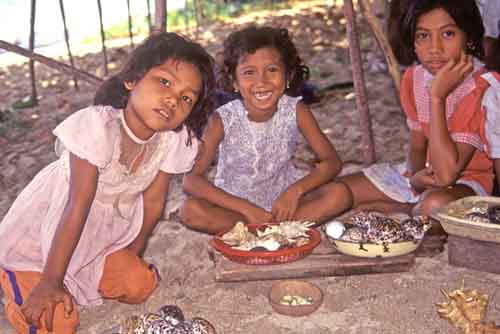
436,281,500,334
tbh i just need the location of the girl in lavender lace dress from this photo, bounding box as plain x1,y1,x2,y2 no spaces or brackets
0,33,215,334
180,26,352,234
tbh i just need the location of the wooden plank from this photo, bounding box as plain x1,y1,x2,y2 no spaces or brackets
448,235,500,274
211,239,415,282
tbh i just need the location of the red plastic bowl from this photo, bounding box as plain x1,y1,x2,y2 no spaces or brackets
210,223,321,265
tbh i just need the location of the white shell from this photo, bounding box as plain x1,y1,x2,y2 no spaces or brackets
325,221,346,239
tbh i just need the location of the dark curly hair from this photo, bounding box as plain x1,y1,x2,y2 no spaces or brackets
392,0,484,66
218,26,309,97
94,32,215,142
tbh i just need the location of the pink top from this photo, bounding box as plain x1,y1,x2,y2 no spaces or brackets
0,105,199,306
400,62,494,194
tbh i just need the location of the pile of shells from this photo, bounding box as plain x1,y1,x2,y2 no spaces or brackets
120,305,216,334
448,201,500,225
326,212,430,244
219,221,315,251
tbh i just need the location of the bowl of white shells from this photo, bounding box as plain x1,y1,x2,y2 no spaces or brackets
210,221,321,265
324,211,431,258
435,196,500,243
268,280,323,317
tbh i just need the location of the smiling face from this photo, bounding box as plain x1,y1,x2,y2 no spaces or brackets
123,58,202,140
233,47,287,122
414,7,468,75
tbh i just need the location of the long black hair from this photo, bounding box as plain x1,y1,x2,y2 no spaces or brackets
392,0,484,66
94,32,215,141
218,26,309,97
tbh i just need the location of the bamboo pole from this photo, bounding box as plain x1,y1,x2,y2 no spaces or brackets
126,0,134,47
342,0,376,165
0,40,103,86
96,0,109,75
58,0,79,90
358,0,401,93
28,0,38,106
153,0,167,34
146,0,152,35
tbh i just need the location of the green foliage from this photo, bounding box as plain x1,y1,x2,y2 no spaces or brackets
82,0,294,44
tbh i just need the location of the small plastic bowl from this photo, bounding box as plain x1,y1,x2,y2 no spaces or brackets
268,280,323,317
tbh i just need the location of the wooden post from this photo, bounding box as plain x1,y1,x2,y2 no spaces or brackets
96,0,109,76
342,0,376,165
0,40,103,86
153,0,167,34
358,0,401,93
126,0,134,47
58,0,78,90
146,0,152,35
28,0,38,106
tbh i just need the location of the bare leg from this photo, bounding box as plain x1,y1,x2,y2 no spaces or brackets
339,172,415,214
413,184,475,235
294,181,353,223
180,198,246,235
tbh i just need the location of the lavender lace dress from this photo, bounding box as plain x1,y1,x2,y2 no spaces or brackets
214,95,306,212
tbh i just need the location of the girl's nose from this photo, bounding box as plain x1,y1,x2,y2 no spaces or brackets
163,94,178,110
429,35,443,53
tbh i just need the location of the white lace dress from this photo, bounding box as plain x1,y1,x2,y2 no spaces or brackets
214,95,306,211
0,105,198,306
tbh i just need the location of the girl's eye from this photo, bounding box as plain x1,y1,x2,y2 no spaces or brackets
268,66,280,73
182,96,193,104
160,78,171,87
242,69,254,76
415,32,428,41
442,30,456,39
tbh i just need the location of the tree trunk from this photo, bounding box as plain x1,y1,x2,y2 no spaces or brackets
58,0,78,90
126,0,134,47
29,0,38,106
96,0,108,75
153,0,167,34
342,0,376,165
146,0,152,35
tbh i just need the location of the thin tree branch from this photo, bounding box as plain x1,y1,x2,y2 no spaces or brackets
0,40,103,86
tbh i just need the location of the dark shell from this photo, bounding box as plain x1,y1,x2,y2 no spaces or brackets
340,226,367,242
146,319,176,334
157,305,185,325
488,205,500,224
366,217,405,243
464,211,490,223
190,317,217,334
400,216,429,240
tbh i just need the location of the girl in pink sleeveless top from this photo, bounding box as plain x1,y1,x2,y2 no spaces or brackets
0,33,215,334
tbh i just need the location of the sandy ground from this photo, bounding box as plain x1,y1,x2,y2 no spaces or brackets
1,1,500,333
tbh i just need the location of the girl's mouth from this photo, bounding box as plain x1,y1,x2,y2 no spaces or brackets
155,108,171,121
253,91,273,101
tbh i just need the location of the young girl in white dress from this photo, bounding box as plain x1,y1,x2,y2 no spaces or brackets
0,32,215,334
180,26,352,234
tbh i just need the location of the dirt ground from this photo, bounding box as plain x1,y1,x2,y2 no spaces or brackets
1,1,500,333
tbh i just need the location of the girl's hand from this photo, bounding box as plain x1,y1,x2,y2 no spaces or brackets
242,203,273,225
21,280,73,331
271,187,302,222
410,167,437,193
431,52,473,102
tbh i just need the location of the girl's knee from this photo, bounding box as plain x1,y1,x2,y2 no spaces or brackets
100,250,158,304
417,191,456,216
180,198,203,227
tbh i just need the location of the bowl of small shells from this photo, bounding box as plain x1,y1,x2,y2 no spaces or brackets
324,211,431,258
268,280,323,317
435,196,500,243
210,221,321,265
